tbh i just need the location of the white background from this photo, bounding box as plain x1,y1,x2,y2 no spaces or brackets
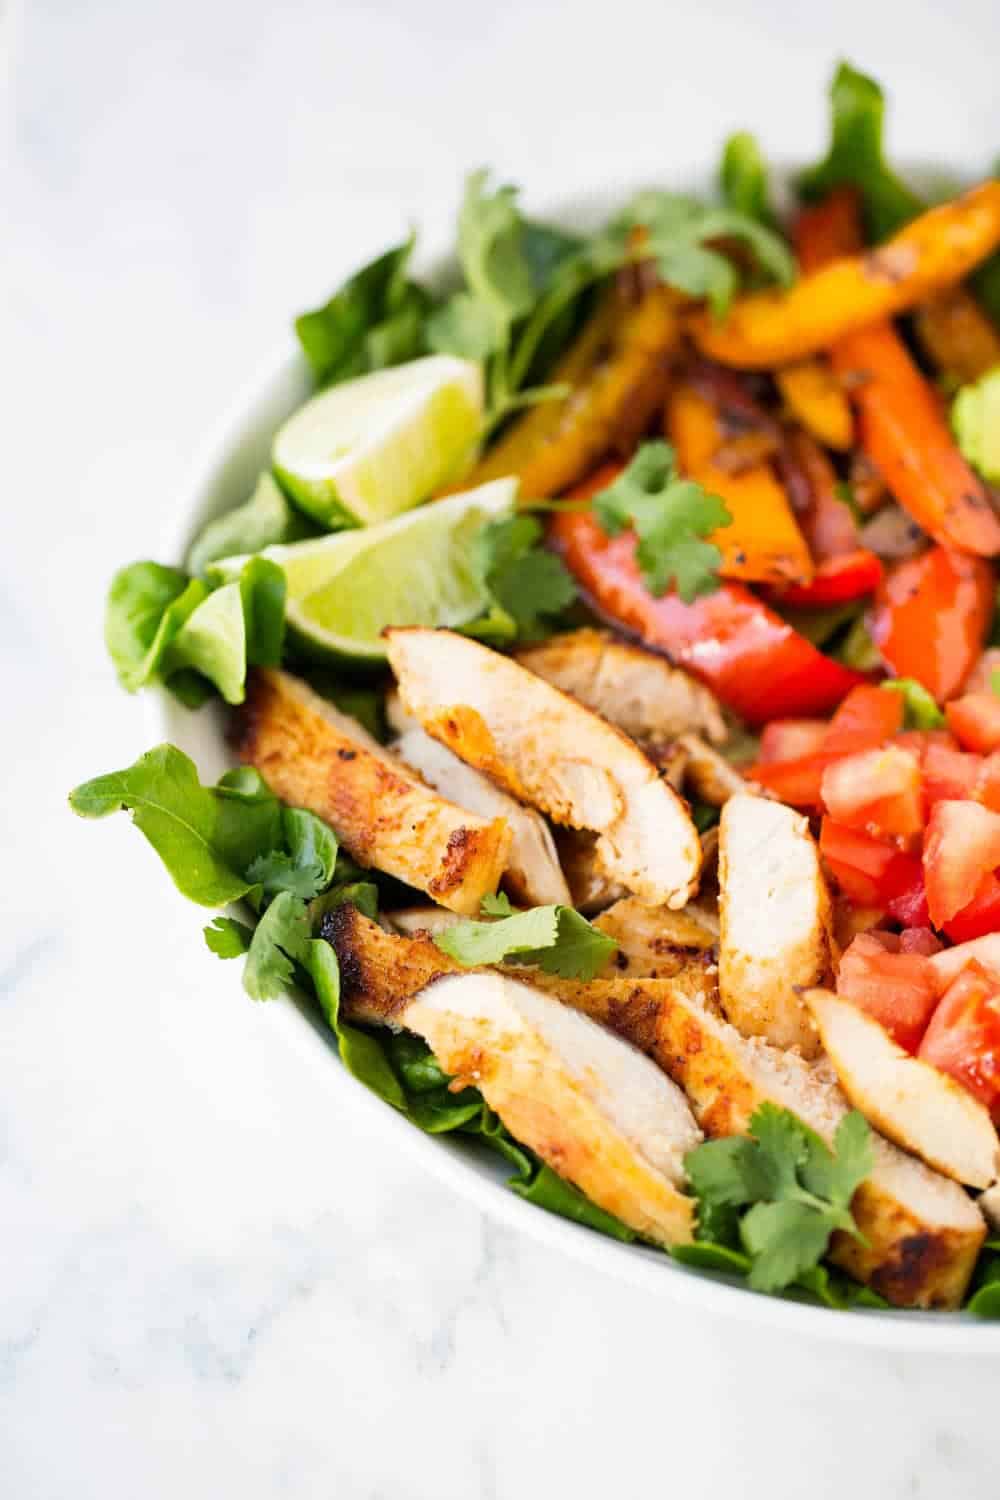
5,2,1000,1496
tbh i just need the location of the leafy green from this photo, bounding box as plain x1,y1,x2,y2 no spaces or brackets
837,615,882,671
105,563,208,693
685,1104,873,1293
475,513,577,638
246,807,338,901
952,368,1000,485
429,169,794,428
798,61,922,241
186,474,315,577
295,236,432,387
966,1241,1000,1319
434,897,617,980
204,915,254,958
68,745,278,906
592,442,731,601
242,890,311,1001
719,131,776,226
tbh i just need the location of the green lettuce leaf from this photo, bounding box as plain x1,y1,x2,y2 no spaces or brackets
105,563,209,693
295,235,433,387
719,132,776,226
186,474,315,577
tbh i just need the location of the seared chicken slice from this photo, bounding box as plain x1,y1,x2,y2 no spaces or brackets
980,1182,1000,1232
234,668,511,915
392,724,570,907
386,628,702,909
554,830,628,914
388,906,464,939
718,795,834,1056
594,896,719,995
402,970,701,1248
516,628,727,747
805,988,1000,1188
328,907,986,1307
673,733,747,806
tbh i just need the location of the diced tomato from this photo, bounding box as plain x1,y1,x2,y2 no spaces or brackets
894,729,957,762
942,872,1000,943
837,931,941,1052
975,753,1000,813
885,869,932,928
946,693,1000,754
963,649,1000,695
822,685,903,756
746,752,833,808
819,818,925,912
922,743,983,805
758,718,829,765
923,800,1000,928
820,744,924,837
899,927,943,956
918,960,1000,1118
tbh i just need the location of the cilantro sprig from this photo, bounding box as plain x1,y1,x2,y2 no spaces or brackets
591,441,732,602
434,892,618,981
684,1104,874,1293
475,513,577,640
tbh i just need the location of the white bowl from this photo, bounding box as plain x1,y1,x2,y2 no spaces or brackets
153,185,1000,1352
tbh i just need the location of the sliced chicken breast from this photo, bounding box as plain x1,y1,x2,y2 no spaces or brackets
805,988,1000,1188
594,896,719,993
673,733,748,806
554,829,628,914
234,668,511,915
515,628,727,747
403,970,701,1248
392,724,570,906
718,794,834,1056
327,906,985,1307
385,628,702,909
979,1182,1000,1232
388,906,464,939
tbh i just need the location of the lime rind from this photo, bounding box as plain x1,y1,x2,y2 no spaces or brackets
272,354,484,526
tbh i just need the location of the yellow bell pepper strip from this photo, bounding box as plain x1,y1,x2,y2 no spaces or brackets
688,181,1000,368
458,284,681,500
775,359,853,451
666,380,813,586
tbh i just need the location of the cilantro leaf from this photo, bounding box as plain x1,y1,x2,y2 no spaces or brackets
684,1103,873,1293
592,442,731,601
480,891,515,917
434,900,617,980
475,514,577,638
204,916,254,958
881,678,946,729
295,235,432,387
242,891,311,1001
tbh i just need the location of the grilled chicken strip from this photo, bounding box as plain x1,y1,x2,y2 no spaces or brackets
515,628,727,747
718,795,834,1057
594,896,719,994
234,668,511,915
328,907,986,1307
392,724,570,907
385,628,702,909
980,1183,1000,1232
805,988,1000,1189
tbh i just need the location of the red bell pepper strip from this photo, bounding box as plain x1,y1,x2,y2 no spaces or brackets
774,549,883,607
549,464,866,725
795,191,1000,558
869,545,995,705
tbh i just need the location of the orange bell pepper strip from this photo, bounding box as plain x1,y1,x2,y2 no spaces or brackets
912,286,1000,385
796,190,1000,557
548,464,865,725
458,285,680,500
870,546,995,704
666,381,813,586
688,181,1000,368
775,358,853,450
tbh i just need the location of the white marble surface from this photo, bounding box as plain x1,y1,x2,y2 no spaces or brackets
5,2,1000,1495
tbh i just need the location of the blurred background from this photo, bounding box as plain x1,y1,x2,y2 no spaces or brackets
4,3,999,1497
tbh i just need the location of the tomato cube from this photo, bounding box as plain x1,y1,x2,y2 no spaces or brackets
837,931,941,1052
821,744,924,837
918,960,1000,1118
923,800,1000,928
946,693,1000,754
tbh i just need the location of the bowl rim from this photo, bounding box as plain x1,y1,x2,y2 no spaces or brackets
151,179,1000,1352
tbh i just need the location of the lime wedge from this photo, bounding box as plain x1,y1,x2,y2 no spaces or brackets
272,355,484,526
212,479,517,664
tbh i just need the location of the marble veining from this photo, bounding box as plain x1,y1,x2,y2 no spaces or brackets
6,1,1000,1495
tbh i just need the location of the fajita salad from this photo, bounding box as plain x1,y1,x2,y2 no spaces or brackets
72,63,1000,1316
